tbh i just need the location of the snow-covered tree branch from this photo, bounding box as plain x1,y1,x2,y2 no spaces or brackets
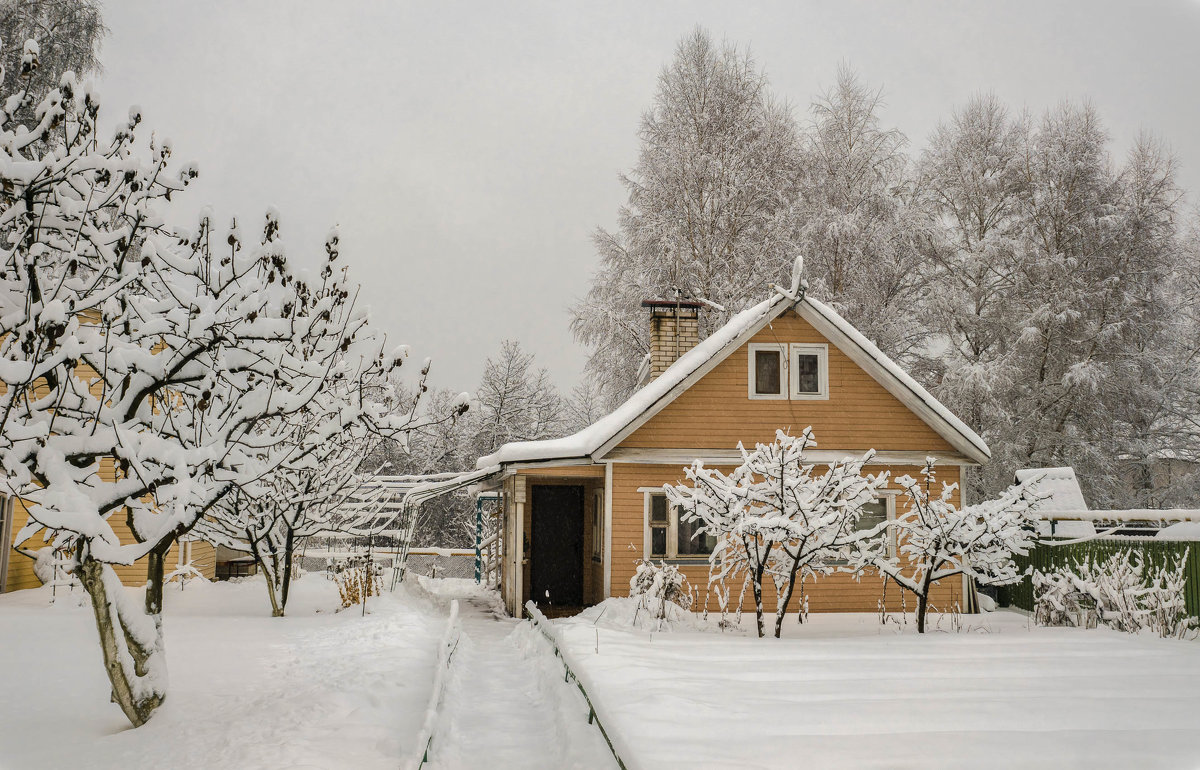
852,460,1039,633
666,429,887,638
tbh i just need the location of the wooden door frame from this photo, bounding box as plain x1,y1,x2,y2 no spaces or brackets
529,483,586,607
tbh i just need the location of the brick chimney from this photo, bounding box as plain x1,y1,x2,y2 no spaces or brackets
641,298,703,382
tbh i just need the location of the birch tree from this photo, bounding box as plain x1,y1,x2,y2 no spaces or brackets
572,27,801,405
797,65,930,362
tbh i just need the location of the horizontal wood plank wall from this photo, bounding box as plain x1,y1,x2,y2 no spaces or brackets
184,540,217,580
620,309,956,454
610,462,963,614
514,465,605,478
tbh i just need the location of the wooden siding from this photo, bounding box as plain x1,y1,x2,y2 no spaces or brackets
610,462,964,614
5,498,209,592
619,308,956,454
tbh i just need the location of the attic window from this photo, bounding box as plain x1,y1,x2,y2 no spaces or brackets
748,343,787,400
789,343,829,400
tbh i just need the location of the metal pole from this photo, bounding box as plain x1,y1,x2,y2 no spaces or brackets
474,496,483,584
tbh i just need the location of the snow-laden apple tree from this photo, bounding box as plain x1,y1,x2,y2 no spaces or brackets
666,429,887,638
0,49,403,726
851,460,1039,633
199,365,468,617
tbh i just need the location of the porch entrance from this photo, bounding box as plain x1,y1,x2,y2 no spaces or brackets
530,484,584,609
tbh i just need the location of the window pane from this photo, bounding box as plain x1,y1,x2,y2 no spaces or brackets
650,495,668,523
856,498,888,532
794,353,820,394
754,350,781,394
677,515,715,556
651,526,667,557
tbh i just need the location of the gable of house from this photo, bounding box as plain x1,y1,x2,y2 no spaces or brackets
619,308,956,455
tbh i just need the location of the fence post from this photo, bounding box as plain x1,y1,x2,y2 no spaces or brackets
474,497,483,584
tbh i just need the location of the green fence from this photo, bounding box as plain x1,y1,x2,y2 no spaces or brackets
997,539,1200,617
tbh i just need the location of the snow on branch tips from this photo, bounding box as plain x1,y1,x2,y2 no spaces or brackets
666,428,887,638
0,40,424,727
851,460,1040,633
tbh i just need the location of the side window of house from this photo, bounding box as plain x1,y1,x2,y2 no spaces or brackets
856,496,894,555
748,343,787,399
648,492,716,559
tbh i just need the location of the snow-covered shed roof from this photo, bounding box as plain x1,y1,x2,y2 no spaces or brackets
1157,520,1200,540
477,291,992,469
1015,467,1089,513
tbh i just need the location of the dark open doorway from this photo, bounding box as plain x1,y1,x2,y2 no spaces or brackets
530,484,584,608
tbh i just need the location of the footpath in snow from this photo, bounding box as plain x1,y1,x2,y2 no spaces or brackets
422,580,616,770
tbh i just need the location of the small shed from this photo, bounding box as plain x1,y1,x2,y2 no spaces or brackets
1015,467,1096,539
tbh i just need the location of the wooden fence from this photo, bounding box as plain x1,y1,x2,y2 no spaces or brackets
997,539,1200,616
524,601,640,770
410,599,461,770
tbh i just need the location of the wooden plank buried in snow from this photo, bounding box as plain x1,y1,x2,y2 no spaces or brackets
523,601,639,770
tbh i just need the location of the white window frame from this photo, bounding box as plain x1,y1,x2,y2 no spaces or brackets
747,343,788,400
825,491,898,566
789,343,829,400
640,489,712,561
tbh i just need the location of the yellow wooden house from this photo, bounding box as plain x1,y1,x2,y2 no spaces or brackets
476,291,991,617
1,486,216,593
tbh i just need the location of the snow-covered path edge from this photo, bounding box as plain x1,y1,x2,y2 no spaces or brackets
406,599,462,770
524,601,640,770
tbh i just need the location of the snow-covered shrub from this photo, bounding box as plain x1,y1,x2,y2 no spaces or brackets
1034,548,1194,639
166,563,208,589
629,559,694,622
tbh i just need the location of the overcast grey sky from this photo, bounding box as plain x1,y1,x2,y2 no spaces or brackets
97,1,1200,394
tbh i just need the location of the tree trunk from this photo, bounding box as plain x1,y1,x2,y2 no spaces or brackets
773,557,802,639
78,557,166,727
751,561,767,638
247,528,283,617
916,572,935,634
279,525,295,615
143,540,171,615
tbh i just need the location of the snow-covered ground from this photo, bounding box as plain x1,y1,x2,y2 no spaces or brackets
7,579,1200,770
557,600,1200,770
0,575,447,770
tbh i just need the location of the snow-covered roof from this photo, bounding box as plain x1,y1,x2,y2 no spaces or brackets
477,291,991,468
1015,467,1089,512
1156,521,1200,541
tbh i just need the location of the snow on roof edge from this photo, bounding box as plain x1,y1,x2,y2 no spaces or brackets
801,296,990,462
1015,466,1088,512
477,291,990,468
475,296,781,468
